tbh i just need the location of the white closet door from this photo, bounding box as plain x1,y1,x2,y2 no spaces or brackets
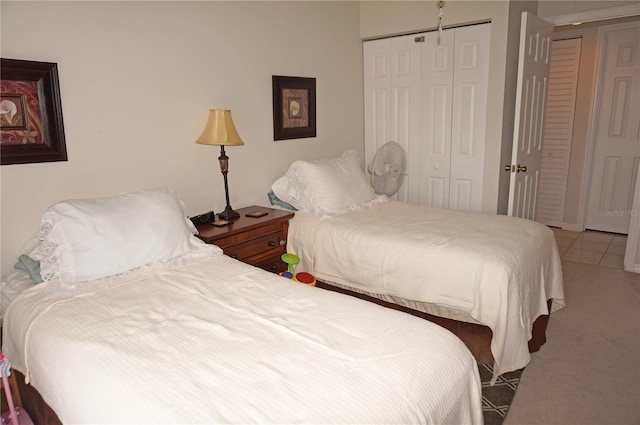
364,23,490,210
535,38,582,227
419,24,490,211
585,24,640,234
363,34,421,202
419,29,455,208
449,24,490,211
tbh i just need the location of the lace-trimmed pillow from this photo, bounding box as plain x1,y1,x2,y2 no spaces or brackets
25,187,202,283
271,149,380,218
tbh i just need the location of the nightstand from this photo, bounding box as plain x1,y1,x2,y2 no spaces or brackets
195,206,295,273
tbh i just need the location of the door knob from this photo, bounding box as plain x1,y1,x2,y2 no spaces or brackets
504,164,527,173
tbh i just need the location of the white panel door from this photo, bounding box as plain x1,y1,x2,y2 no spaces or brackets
364,38,390,173
535,38,582,227
585,24,640,234
364,23,490,210
419,29,455,208
418,23,490,211
507,12,553,219
363,34,420,203
449,24,490,211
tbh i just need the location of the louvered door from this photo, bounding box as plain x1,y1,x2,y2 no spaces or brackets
535,38,582,227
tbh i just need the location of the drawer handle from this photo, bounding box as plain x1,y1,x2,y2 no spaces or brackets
268,241,276,247
230,254,238,259
270,264,278,271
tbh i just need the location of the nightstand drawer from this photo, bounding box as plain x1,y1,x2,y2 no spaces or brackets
224,232,284,261
252,254,288,274
195,206,294,274
213,222,284,248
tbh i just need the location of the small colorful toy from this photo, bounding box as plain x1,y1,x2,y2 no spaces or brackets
293,272,316,287
1,354,34,425
281,253,300,275
279,253,316,286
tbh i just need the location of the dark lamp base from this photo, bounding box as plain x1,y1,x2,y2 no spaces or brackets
219,206,240,220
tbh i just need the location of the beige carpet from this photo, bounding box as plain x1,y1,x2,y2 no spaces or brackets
505,260,640,425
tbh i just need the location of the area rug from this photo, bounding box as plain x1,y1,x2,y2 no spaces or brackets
479,364,523,425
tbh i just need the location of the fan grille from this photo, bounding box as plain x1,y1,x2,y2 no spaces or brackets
368,141,406,196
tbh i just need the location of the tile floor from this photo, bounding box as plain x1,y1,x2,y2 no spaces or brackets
550,227,627,269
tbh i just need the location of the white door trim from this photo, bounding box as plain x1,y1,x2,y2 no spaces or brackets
625,170,640,272
545,4,639,26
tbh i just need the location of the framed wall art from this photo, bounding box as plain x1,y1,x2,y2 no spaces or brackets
272,75,316,141
1,58,67,165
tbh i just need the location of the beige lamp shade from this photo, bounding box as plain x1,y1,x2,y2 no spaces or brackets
196,109,245,146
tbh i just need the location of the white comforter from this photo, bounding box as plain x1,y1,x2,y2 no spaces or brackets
288,201,565,382
2,248,482,424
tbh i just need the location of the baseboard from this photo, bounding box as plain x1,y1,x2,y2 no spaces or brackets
561,223,583,232
626,263,640,274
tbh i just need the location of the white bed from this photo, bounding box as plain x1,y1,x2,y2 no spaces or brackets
271,150,566,383
1,187,483,424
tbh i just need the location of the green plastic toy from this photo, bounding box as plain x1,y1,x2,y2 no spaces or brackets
281,253,300,275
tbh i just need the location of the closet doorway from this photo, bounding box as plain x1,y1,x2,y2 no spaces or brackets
536,19,640,236
362,22,491,212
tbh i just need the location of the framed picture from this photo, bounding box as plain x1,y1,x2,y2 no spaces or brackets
272,75,316,141
1,58,67,165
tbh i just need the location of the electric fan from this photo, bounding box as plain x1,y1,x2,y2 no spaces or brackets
367,141,406,197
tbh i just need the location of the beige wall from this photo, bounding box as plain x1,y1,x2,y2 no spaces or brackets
0,1,364,274
3,0,637,275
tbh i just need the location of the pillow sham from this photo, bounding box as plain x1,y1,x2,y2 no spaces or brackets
25,187,201,283
271,149,378,218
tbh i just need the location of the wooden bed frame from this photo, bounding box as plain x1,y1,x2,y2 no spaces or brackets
12,370,61,425
316,281,552,365
10,283,550,425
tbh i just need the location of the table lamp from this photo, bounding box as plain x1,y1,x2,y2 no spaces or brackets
196,109,245,220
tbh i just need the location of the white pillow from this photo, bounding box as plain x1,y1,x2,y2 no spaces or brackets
271,149,378,218
27,187,201,283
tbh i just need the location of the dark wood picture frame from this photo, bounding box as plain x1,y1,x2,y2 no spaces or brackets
272,75,316,141
1,58,67,165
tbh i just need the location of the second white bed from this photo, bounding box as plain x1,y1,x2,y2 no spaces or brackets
288,200,565,382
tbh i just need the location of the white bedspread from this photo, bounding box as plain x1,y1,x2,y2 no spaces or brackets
288,201,565,382
2,250,483,424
